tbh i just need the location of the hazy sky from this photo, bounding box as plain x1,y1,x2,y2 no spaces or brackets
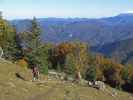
0,0,133,19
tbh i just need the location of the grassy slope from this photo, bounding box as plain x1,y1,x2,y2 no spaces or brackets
0,59,132,100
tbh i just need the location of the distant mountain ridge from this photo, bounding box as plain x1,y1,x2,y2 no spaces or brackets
10,13,133,46
91,37,133,64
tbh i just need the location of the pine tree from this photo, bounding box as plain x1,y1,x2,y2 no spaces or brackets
30,17,41,38
23,17,42,65
19,17,50,75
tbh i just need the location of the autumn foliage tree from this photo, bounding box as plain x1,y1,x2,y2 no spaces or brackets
94,54,124,88
49,42,75,71
0,12,19,60
50,41,89,80
72,42,89,80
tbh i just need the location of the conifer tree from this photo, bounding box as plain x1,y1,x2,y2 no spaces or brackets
22,17,42,65
19,17,49,75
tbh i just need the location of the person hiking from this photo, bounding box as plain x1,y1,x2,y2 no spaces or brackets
32,65,40,81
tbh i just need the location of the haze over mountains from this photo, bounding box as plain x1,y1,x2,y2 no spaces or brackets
10,13,133,64
11,13,133,46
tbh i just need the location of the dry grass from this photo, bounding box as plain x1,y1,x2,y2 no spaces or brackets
0,59,132,100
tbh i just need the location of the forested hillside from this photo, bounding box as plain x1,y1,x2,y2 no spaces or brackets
92,38,133,64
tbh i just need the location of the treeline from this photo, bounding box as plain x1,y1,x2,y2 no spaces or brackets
0,13,133,93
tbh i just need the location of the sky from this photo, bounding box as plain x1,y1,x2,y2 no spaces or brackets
0,0,133,19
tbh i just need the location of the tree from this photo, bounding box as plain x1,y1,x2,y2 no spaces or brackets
64,53,76,76
18,17,51,76
0,13,19,60
50,41,89,80
19,17,41,65
73,42,89,80
50,42,75,71
35,44,52,75
85,65,96,82
30,17,41,38
122,64,133,84
102,60,124,88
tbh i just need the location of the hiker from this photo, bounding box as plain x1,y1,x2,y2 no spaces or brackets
32,65,40,81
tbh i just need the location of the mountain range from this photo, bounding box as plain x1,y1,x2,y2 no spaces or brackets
10,13,133,64
11,13,133,46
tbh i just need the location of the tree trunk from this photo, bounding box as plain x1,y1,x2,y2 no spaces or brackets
76,71,82,81
0,47,3,58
